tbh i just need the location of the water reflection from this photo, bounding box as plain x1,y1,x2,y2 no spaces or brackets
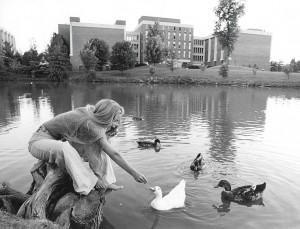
1,82,300,229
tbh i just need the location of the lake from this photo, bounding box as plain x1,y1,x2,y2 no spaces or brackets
0,81,300,229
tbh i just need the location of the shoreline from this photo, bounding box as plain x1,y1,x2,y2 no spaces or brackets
1,64,300,88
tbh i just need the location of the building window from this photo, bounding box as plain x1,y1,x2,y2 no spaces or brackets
189,42,191,50
173,41,176,48
174,35,176,40
188,51,191,58
179,41,181,48
174,27,176,30
184,51,186,58
184,33,186,41
184,43,186,49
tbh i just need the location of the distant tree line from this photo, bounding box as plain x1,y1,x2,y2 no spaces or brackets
270,59,300,73
0,33,71,81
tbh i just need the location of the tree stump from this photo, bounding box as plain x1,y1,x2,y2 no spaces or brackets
0,161,109,228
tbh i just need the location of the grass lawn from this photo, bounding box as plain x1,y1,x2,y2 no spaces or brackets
70,64,300,87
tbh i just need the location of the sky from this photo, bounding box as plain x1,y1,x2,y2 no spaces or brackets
1,0,300,64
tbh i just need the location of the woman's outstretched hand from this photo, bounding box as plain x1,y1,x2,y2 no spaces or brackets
133,171,148,184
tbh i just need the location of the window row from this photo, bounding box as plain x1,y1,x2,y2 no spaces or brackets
194,40,204,46
193,55,204,62
193,47,204,54
168,41,191,49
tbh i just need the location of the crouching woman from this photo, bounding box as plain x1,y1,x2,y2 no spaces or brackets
28,99,147,195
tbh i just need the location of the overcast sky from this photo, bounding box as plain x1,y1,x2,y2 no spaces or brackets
1,0,299,63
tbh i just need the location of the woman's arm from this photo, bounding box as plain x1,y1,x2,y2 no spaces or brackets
101,137,147,184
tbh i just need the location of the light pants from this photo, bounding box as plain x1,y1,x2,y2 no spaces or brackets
28,127,114,195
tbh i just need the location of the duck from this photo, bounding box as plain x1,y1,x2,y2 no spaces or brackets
150,179,186,211
190,153,206,171
137,139,161,149
132,116,144,121
214,180,266,202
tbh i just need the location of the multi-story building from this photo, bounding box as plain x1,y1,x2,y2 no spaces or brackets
126,31,140,64
58,17,126,70
133,16,194,66
0,27,16,54
58,16,272,71
196,29,272,70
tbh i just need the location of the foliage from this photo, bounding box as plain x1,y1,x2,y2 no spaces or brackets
2,41,15,67
144,35,164,65
219,63,229,77
213,0,245,59
252,67,257,76
270,60,284,72
110,41,136,74
46,33,72,81
46,47,72,81
283,65,292,79
80,41,99,72
199,62,206,74
144,21,165,65
165,48,177,74
89,39,110,70
147,21,165,42
289,58,300,72
21,41,40,70
149,66,156,75
47,33,69,55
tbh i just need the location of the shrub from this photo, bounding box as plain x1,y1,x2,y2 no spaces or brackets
252,67,257,76
149,66,156,75
219,63,229,77
199,62,206,74
283,65,291,79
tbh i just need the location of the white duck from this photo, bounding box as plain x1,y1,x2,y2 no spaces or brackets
150,179,186,211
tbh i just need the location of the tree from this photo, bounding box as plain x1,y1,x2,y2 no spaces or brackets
47,33,69,55
144,21,165,65
45,33,72,81
165,48,178,74
213,0,245,61
21,41,39,67
80,41,99,72
270,60,284,72
110,41,136,74
89,39,110,70
283,64,292,79
290,58,299,72
2,41,15,67
147,21,165,42
144,35,164,65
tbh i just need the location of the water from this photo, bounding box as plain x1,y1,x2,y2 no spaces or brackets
1,81,300,229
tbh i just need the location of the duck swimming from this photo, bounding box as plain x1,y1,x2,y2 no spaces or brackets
132,116,144,121
190,153,206,171
214,180,266,202
150,179,186,211
137,139,161,149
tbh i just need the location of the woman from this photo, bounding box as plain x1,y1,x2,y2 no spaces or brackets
28,99,147,195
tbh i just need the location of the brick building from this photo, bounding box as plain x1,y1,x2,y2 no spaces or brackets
58,16,272,71
134,16,194,66
194,29,272,70
58,17,126,70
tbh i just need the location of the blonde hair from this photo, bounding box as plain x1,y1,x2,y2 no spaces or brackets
84,99,124,128
59,99,124,145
